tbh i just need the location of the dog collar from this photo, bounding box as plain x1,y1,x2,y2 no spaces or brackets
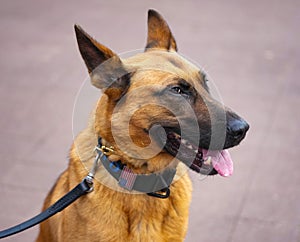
96,138,176,198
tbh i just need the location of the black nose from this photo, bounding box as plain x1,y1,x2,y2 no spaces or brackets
228,118,249,143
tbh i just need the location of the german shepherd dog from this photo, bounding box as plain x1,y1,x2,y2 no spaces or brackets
37,9,249,242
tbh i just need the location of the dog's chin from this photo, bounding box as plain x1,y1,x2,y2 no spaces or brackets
153,127,234,177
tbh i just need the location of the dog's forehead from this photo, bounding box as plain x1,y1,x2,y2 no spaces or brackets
124,51,201,83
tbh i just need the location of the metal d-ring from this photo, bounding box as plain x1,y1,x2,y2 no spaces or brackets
95,144,115,156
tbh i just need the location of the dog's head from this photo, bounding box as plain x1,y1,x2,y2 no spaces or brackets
75,10,249,177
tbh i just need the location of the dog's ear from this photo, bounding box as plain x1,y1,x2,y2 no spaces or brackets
75,24,130,100
74,24,118,73
145,9,177,52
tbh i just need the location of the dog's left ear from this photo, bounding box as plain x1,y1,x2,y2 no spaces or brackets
75,24,131,100
145,9,177,52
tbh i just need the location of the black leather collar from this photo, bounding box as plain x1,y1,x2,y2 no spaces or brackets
97,138,176,198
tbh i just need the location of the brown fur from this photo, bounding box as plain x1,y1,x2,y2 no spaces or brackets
36,9,247,242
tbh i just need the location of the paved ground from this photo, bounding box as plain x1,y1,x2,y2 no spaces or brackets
0,0,299,241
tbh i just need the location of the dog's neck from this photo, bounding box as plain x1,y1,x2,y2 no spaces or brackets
96,137,177,195
70,124,188,195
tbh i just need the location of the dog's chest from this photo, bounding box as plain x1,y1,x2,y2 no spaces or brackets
87,187,186,240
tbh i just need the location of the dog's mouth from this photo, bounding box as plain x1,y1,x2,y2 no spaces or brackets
154,127,234,177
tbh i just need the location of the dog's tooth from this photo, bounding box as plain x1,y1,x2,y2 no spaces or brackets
194,149,198,154
182,139,187,145
203,156,212,165
174,133,181,138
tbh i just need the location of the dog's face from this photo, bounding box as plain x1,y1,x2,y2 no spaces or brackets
75,10,249,177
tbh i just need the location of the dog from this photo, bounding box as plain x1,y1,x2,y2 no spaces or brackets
36,9,249,242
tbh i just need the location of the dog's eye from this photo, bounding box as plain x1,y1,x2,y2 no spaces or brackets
171,86,183,94
168,80,192,98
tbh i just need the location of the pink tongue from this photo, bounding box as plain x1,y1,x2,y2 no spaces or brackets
202,149,233,177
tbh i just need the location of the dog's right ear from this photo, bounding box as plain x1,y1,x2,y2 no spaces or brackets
145,9,177,52
75,24,130,100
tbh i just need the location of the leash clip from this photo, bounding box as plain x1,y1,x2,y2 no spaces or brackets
84,173,94,193
84,149,103,193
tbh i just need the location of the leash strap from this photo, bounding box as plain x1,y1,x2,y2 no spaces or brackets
0,178,92,239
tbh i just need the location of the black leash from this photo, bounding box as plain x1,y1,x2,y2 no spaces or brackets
0,178,92,239
0,147,101,240
0,138,175,239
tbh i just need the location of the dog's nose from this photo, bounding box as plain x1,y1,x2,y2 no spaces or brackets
228,118,249,142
